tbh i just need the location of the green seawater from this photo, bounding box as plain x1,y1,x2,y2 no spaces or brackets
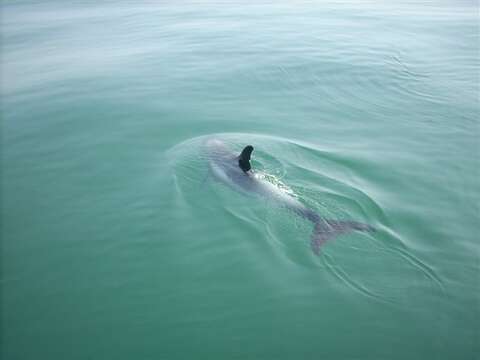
1,1,479,359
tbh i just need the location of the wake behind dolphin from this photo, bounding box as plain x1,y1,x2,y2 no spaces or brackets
205,138,375,254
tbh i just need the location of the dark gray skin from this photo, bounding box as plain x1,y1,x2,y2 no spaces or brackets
205,139,374,254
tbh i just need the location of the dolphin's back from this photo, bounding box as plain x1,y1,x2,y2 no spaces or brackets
205,139,375,253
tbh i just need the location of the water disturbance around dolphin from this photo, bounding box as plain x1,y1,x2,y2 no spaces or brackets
206,138,376,254
168,133,378,255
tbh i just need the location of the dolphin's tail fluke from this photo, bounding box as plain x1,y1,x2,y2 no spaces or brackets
310,219,375,255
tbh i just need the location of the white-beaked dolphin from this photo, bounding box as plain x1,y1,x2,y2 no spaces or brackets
205,138,375,254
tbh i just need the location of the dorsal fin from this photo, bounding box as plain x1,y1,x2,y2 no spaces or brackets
238,145,254,172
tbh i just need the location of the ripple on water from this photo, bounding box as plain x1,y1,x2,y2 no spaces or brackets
166,133,444,302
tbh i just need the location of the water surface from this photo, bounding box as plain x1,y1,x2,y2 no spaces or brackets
1,1,479,359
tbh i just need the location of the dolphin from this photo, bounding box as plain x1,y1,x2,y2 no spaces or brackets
205,138,375,254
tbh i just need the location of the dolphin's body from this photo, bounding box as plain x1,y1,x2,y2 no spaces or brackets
205,139,374,254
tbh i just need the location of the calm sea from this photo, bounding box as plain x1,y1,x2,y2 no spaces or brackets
1,1,479,359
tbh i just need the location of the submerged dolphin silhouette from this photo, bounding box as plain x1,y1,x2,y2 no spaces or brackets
205,139,375,254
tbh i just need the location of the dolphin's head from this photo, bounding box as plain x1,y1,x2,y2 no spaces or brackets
238,145,254,173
